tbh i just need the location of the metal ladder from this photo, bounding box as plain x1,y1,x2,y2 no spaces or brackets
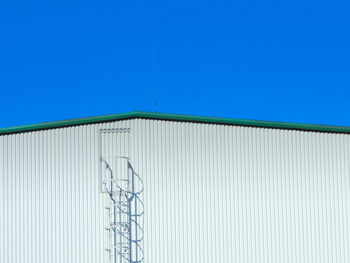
102,158,144,263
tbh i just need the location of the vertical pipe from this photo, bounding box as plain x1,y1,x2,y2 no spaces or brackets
109,167,117,263
128,164,135,263
128,200,132,263
135,195,138,261
98,131,102,193
119,191,122,263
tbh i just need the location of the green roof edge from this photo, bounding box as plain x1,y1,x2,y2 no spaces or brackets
1,111,350,135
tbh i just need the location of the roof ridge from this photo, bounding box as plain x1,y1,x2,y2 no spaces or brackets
1,111,350,135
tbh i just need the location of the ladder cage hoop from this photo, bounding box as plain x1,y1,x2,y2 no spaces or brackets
102,157,144,263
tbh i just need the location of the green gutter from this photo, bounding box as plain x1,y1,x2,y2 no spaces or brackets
1,111,350,135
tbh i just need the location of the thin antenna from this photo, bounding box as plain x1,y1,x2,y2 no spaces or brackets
152,46,157,112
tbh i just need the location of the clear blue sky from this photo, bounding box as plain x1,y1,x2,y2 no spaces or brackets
1,0,350,128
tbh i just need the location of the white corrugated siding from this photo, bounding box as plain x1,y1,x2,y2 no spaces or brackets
0,120,130,263
1,118,350,262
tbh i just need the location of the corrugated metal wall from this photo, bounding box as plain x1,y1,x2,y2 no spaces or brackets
1,118,350,262
0,120,130,263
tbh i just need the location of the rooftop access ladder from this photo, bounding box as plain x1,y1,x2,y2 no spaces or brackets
102,157,144,263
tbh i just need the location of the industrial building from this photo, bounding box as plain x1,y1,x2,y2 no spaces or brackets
1,111,349,263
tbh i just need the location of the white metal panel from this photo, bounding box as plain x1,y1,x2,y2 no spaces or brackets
0,120,131,263
1,118,350,262
129,119,350,263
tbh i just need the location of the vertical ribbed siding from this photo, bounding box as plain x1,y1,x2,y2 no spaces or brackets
0,120,130,263
129,119,350,263
1,118,350,262
0,136,4,263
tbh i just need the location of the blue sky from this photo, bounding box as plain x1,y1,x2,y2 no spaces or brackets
1,0,350,128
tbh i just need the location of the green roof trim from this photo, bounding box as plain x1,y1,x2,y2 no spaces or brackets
1,111,350,135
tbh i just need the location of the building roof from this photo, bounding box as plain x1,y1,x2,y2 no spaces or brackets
1,111,350,135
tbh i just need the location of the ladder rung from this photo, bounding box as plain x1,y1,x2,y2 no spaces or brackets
103,179,129,183
104,190,126,194
109,222,129,226
105,202,129,209
107,242,129,245
106,253,130,257
105,251,129,255
106,203,128,207
105,226,128,229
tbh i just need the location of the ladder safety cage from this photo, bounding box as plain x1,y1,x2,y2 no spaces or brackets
101,157,144,263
